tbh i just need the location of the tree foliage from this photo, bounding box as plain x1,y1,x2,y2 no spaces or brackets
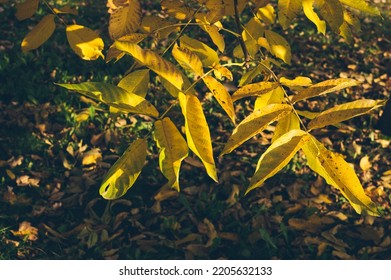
17,0,386,216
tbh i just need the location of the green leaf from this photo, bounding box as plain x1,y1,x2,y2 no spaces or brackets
302,0,326,34
264,30,291,64
66,25,104,60
179,35,220,67
109,0,142,39
172,43,204,76
179,92,218,182
116,41,184,91
154,117,189,191
308,99,386,130
247,129,310,193
232,81,279,101
21,14,56,52
57,82,159,117
220,104,292,155
302,136,379,216
118,69,150,98
100,138,147,199
278,0,302,29
291,78,360,103
339,0,381,16
203,76,236,124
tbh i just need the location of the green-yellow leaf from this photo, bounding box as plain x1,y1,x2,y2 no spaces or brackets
247,129,310,193
317,0,344,32
234,38,258,58
264,30,291,64
172,43,204,76
154,117,189,191
53,5,78,15
232,81,279,101
278,0,302,29
257,4,276,25
343,11,361,31
116,41,184,91
66,25,104,60
106,34,147,63
308,99,385,130
141,15,179,39
56,82,159,117
242,17,264,42
302,136,379,216
339,0,381,16
160,72,195,98
118,69,150,98
180,35,219,67
238,63,268,87
213,64,233,81
21,14,56,52
302,0,326,34
16,0,39,20
100,138,147,199
221,104,292,155
109,0,142,39
254,86,285,110
203,76,236,124
161,0,194,20
339,21,353,43
280,76,313,90
272,111,301,142
179,92,218,182
197,20,225,52
291,78,360,103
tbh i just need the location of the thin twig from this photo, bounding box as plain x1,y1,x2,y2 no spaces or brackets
233,0,250,64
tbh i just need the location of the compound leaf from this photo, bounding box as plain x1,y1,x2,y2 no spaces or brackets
100,138,147,199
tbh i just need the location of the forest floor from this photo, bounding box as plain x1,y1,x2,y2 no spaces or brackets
0,1,390,259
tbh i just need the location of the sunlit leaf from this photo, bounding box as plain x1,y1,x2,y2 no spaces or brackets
254,86,285,110
197,20,225,52
238,63,267,87
66,25,104,60
317,0,344,32
308,99,386,130
100,138,147,199
302,0,326,34
272,111,300,142
118,69,150,98
106,33,147,63
247,129,310,193
109,0,142,39
154,117,189,191
232,81,279,101
21,14,56,52
242,17,264,41
203,76,236,124
213,64,233,81
280,76,313,90
179,92,218,182
257,4,276,25
264,30,291,64
16,0,39,20
160,72,196,98
82,148,102,166
116,41,184,91
291,78,360,103
278,0,302,29
339,0,381,16
57,82,159,117
172,43,204,76
220,104,292,155
180,35,220,67
302,136,379,216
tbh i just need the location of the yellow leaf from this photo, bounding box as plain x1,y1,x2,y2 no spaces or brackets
233,38,258,58
179,35,219,67
141,15,179,39
339,21,353,44
203,76,236,124
264,30,291,64
272,111,301,142
242,17,264,41
11,221,38,241
318,0,344,32
257,4,276,25
296,110,320,119
15,0,39,20
254,86,285,110
247,129,310,193
213,64,233,81
100,138,147,199
308,99,385,130
232,81,279,102
109,0,141,39
278,0,302,29
178,92,218,182
221,0,246,16
199,0,225,23
280,76,313,90
66,25,104,60
360,156,372,172
339,0,381,16
291,78,360,103
172,43,204,76
116,41,184,91
118,69,150,98
161,0,194,20
75,109,90,122
53,5,78,15
154,117,189,191
82,148,102,166
106,34,147,63
21,14,56,52
221,104,292,155
238,63,267,86
343,11,361,31
57,82,159,117
302,0,326,34
302,136,379,216
160,72,196,98
198,20,225,52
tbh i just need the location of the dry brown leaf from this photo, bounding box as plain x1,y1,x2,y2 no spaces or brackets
359,155,372,171
11,221,39,241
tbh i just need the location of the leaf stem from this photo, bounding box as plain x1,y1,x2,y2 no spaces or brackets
233,0,250,64
42,0,67,26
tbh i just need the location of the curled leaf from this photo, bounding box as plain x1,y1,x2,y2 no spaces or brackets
66,25,104,60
